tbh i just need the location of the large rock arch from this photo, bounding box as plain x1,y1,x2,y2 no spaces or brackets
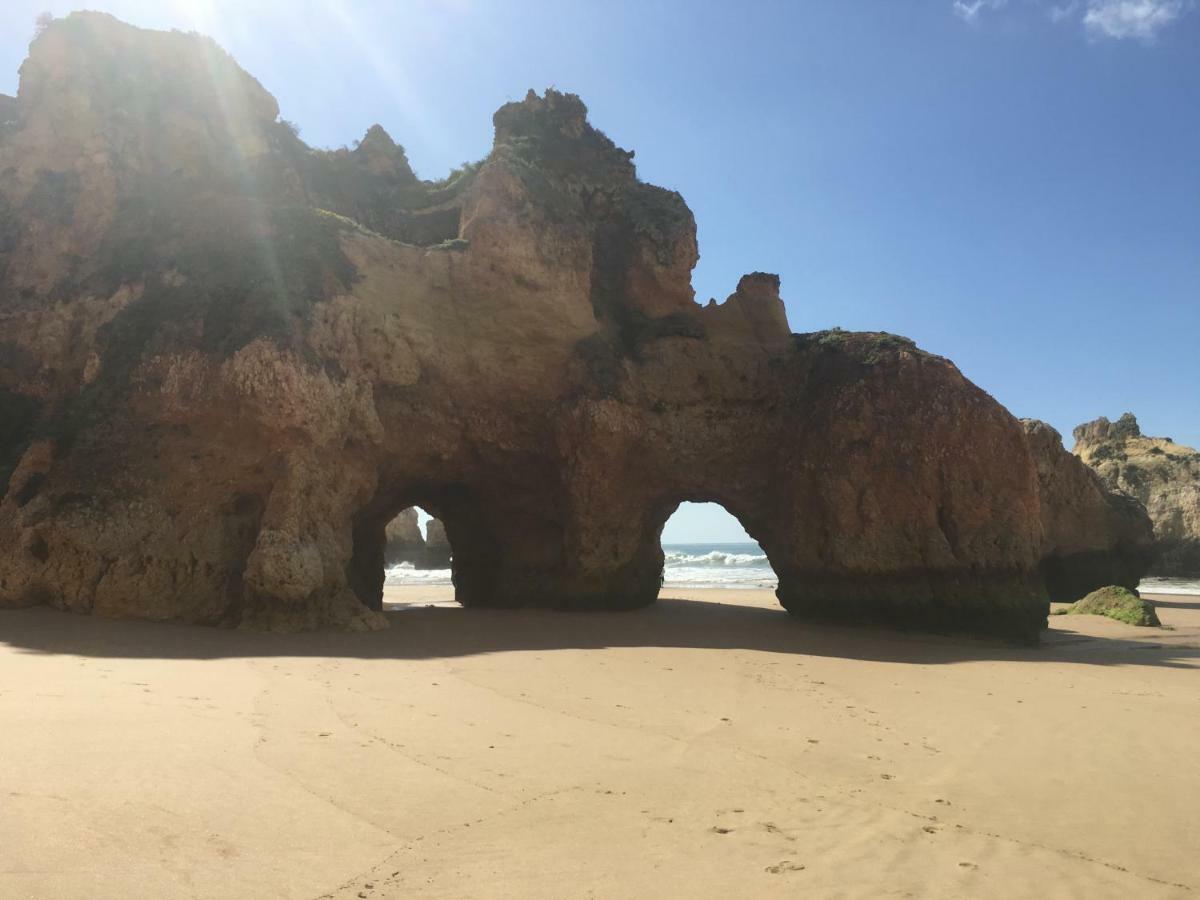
0,13,1152,640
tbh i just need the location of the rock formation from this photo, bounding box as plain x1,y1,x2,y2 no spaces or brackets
423,518,452,568
382,508,451,568
383,508,424,566
1074,414,1200,575
0,13,1152,639
1021,420,1155,599
1065,585,1160,628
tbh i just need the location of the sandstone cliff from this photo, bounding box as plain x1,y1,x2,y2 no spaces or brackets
1074,414,1200,575
0,13,1152,639
1021,420,1154,597
382,508,451,569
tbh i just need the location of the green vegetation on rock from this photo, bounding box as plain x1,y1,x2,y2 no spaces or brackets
1066,585,1160,627
793,328,922,365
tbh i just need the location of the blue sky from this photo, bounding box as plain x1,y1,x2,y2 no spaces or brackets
3,1,1197,542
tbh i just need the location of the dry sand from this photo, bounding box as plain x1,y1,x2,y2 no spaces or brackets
1,586,1198,899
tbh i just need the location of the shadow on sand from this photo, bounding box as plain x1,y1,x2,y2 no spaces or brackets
1,595,1198,669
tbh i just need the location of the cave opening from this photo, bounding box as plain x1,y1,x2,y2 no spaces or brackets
656,501,779,598
347,495,461,615
378,506,455,609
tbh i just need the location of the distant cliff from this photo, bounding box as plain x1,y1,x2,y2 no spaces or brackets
383,509,452,569
1074,414,1200,575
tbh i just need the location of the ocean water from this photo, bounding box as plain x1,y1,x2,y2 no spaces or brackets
382,547,1200,595
660,542,777,589
384,562,453,586
382,541,777,590
1139,577,1200,596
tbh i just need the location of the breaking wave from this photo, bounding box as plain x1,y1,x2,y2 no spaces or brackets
664,549,768,567
383,543,778,590
384,562,453,586
1139,577,1200,596
662,543,776,589
382,554,1199,596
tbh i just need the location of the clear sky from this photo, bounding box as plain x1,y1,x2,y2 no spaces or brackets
3,1,1197,543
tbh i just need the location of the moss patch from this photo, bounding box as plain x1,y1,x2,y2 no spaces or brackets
1066,585,1160,627
794,329,922,365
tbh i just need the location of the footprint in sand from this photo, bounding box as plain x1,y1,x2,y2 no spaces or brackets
764,861,805,874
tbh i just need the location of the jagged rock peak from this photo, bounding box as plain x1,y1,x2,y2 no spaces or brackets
360,123,397,148
496,88,597,145
491,88,637,183
736,272,781,299
349,123,416,181
1072,413,1200,576
1073,412,1141,446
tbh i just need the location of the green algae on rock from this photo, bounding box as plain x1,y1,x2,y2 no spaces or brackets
1067,586,1161,627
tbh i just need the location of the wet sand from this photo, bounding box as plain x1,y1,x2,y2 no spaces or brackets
1,587,1198,898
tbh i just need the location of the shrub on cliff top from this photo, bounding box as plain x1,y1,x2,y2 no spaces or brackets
1066,585,1160,627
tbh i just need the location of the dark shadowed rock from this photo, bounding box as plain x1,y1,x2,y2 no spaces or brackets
0,13,1141,640
1021,420,1155,600
1074,414,1200,576
423,518,452,568
383,509,424,566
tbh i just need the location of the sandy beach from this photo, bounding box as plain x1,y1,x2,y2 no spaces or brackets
2,587,1198,899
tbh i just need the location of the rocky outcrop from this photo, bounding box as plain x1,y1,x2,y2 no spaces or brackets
1074,414,1200,575
383,509,423,566
423,518,452,568
1021,420,1155,599
0,13,1149,639
1065,585,1160,627
382,508,451,568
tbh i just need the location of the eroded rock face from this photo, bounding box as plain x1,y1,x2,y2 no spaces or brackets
0,13,1146,639
383,508,423,566
1074,414,1200,575
423,518,452,568
382,508,451,569
1021,420,1155,598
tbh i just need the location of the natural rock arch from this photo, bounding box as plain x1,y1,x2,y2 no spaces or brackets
653,498,781,590
0,13,1153,640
